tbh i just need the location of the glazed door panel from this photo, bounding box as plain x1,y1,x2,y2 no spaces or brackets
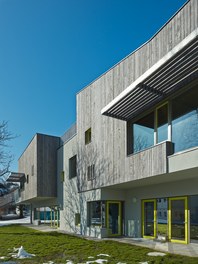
142,199,157,238
107,201,121,236
169,197,188,244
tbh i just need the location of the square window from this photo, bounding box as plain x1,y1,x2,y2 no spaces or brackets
69,155,77,179
85,128,91,145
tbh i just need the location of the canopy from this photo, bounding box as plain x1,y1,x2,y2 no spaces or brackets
7,172,25,182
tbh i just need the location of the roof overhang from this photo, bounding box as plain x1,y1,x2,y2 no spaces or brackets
101,29,198,121
7,172,25,182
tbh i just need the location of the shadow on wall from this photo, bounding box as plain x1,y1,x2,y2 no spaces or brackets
61,144,115,236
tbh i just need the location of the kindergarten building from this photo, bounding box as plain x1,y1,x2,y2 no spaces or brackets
13,0,198,244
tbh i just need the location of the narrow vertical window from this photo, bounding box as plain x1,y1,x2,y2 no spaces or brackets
75,213,81,225
31,165,34,176
85,128,91,145
69,155,77,179
61,171,65,182
87,164,95,181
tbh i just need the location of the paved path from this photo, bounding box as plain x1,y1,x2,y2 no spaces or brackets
108,237,198,257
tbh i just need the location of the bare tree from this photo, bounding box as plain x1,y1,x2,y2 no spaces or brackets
0,121,15,177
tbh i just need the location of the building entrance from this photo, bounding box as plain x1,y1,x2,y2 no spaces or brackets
142,196,188,243
107,201,121,236
169,197,188,244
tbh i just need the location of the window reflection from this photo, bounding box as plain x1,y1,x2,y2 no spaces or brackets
129,85,198,155
172,87,198,152
133,112,154,153
88,201,105,227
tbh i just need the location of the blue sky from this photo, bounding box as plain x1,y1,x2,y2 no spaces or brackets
0,0,187,172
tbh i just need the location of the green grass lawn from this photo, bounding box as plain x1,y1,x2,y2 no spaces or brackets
0,225,197,264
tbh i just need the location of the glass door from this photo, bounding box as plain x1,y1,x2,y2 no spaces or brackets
169,197,188,244
142,199,157,238
107,201,121,236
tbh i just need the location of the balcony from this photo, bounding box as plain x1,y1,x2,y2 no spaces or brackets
127,141,174,181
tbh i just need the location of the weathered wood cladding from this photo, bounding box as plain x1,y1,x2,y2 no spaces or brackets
126,142,174,182
76,0,198,191
37,134,60,197
19,135,37,201
19,134,60,201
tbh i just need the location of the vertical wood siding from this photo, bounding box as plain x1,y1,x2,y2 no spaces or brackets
76,0,198,191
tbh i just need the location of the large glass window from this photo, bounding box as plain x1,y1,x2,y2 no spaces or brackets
128,86,198,155
133,112,154,153
172,86,198,152
87,201,105,227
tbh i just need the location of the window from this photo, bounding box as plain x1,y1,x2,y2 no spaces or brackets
31,165,34,176
87,164,95,181
85,128,91,144
128,86,198,155
20,181,24,190
69,155,77,179
132,111,154,153
87,201,105,226
61,171,64,182
75,213,81,226
172,86,198,152
26,174,29,184
128,102,169,154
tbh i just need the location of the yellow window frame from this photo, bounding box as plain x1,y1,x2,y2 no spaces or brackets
168,196,188,244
